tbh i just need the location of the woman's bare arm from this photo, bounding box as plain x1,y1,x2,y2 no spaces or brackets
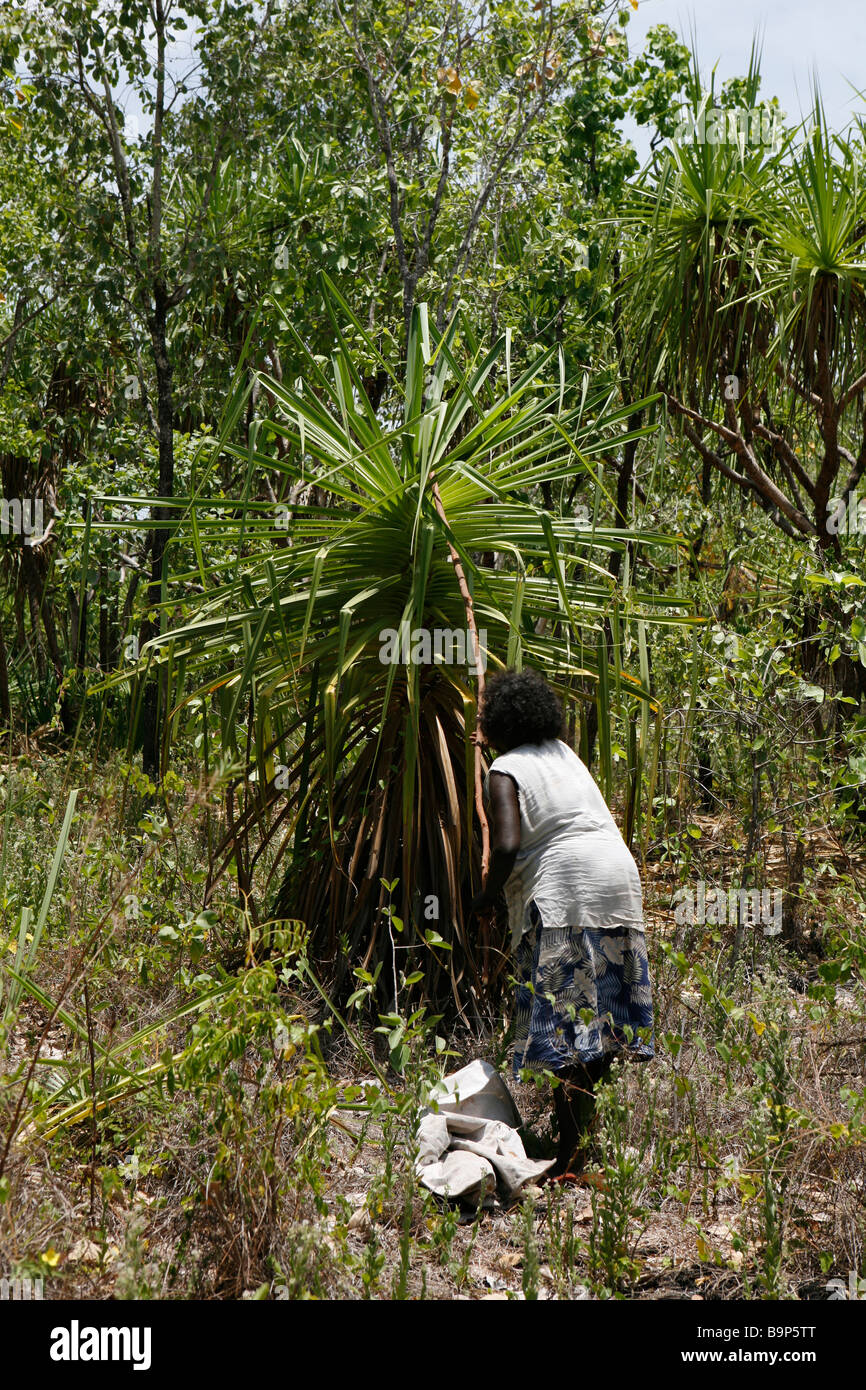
472,771,521,911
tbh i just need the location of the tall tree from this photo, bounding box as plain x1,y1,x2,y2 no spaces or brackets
3,0,271,770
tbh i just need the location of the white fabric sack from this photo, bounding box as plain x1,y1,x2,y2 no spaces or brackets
417,1150,497,1205
426,1058,521,1127
416,1112,451,1166
416,1060,553,1201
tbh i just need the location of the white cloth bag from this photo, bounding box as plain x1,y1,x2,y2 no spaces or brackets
416,1060,553,1203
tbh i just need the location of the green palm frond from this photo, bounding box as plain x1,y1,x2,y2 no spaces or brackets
100,288,693,1016
618,48,784,401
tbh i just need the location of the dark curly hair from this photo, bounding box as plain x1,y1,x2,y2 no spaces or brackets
479,668,564,751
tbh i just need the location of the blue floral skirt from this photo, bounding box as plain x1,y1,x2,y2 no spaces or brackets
512,902,655,1078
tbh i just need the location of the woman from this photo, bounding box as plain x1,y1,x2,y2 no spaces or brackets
472,668,654,1178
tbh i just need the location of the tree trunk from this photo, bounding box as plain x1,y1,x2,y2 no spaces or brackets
0,618,10,728
140,281,174,779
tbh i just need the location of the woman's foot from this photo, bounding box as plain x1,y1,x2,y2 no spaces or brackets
544,1135,590,1182
541,1165,606,1189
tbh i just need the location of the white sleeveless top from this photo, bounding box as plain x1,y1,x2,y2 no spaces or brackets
486,739,645,947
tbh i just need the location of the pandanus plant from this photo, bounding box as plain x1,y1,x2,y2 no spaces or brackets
619,47,782,412
621,57,866,550
133,286,689,1019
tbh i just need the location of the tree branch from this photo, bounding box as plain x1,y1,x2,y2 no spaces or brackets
667,392,817,536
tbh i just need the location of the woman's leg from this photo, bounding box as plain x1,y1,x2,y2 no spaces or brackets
551,1056,611,1175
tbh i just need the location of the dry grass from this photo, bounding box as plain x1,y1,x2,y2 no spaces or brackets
1,753,864,1301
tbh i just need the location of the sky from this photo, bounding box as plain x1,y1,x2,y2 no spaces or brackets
114,0,866,158
623,0,866,158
